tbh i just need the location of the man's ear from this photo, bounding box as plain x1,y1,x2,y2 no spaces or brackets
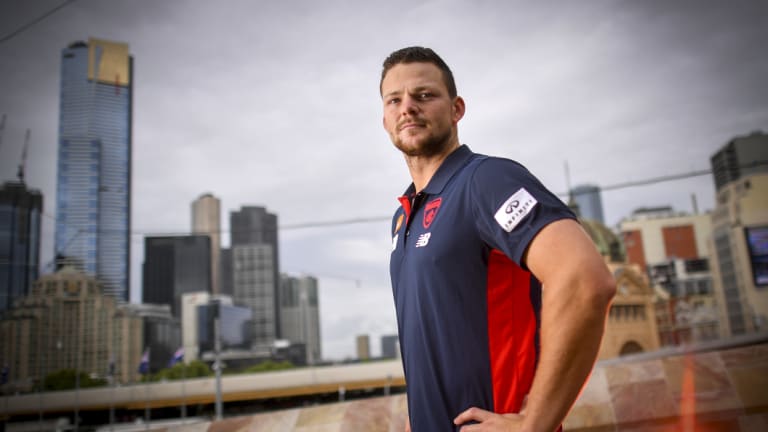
452,96,466,124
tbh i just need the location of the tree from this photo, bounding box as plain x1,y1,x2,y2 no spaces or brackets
149,360,212,382
44,369,107,391
241,360,294,374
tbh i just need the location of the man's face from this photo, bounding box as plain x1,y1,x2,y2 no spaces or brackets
381,62,464,157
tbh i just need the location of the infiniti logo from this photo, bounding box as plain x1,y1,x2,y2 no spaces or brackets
505,200,520,214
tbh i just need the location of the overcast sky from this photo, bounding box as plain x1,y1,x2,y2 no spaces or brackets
1,0,766,360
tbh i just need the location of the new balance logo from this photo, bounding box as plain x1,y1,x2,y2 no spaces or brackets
415,232,431,248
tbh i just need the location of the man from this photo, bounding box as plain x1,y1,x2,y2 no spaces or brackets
382,46,616,432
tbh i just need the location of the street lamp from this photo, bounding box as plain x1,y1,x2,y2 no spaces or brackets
212,299,223,421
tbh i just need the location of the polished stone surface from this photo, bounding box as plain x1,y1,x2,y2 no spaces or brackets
163,342,768,432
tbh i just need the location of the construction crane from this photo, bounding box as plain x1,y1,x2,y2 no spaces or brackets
17,128,29,183
0,113,5,151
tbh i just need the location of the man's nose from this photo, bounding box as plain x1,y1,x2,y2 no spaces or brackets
400,94,420,115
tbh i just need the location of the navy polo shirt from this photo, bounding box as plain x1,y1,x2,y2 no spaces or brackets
390,145,575,431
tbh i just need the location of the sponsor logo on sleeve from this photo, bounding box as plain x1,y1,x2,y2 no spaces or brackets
392,233,399,251
494,188,538,232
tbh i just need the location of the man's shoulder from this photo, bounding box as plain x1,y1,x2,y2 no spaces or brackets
465,153,534,184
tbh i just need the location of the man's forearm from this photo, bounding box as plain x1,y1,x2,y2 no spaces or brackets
520,278,614,432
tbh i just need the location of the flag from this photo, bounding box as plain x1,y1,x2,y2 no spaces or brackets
168,347,184,367
137,348,150,375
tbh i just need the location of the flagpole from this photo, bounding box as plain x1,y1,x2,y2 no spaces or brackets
181,359,187,421
109,355,115,432
144,347,150,431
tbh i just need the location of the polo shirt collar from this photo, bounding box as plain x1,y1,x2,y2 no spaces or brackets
402,144,474,196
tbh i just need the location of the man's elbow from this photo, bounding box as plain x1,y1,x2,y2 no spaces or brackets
590,273,616,310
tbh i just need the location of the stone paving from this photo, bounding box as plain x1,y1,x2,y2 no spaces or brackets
156,342,768,431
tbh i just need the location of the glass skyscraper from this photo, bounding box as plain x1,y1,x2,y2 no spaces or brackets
55,38,132,301
570,184,605,224
0,181,42,313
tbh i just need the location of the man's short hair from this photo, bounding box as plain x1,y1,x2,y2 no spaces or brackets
380,46,457,99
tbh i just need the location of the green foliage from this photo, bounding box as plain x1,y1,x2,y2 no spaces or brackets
147,360,212,382
44,369,107,391
242,360,294,374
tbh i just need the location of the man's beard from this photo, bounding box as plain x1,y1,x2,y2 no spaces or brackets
394,126,453,158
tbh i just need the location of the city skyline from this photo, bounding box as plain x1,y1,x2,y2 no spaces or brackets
0,0,766,359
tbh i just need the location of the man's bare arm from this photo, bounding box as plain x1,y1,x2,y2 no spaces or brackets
455,219,615,431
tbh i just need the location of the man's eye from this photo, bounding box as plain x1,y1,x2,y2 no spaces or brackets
387,98,400,105
418,92,431,99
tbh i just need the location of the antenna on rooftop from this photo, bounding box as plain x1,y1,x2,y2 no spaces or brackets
17,128,29,183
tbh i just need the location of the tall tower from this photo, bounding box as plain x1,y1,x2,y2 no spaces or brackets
230,206,281,337
279,274,321,364
191,193,221,295
570,184,605,224
0,181,43,313
54,38,133,301
142,235,211,316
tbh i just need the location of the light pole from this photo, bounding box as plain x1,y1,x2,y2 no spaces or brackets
38,303,48,430
213,300,223,421
74,308,81,432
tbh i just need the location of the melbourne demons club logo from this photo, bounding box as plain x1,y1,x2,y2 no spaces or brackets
423,198,442,229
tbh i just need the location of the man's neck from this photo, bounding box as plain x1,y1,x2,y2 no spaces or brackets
404,142,460,193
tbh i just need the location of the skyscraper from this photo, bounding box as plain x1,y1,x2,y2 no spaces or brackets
279,274,321,364
54,38,133,301
233,243,277,349
570,184,605,224
192,193,221,295
0,181,43,313
142,235,211,317
230,206,281,335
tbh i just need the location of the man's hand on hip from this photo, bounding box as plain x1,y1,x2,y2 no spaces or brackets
453,407,526,431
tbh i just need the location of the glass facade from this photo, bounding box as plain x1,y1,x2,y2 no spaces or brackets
197,302,252,352
233,243,276,349
55,39,132,301
142,235,212,317
570,184,605,224
0,182,43,313
230,206,280,336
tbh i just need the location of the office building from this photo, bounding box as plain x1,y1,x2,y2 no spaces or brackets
570,184,605,224
0,181,43,313
356,334,370,360
220,247,233,296
230,206,280,335
279,274,321,364
54,38,133,301
0,267,143,386
197,300,252,354
710,130,768,192
381,334,399,359
181,292,236,362
123,303,180,375
619,207,719,345
192,193,221,295
620,206,712,270
709,131,768,336
142,235,211,317
232,243,276,350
